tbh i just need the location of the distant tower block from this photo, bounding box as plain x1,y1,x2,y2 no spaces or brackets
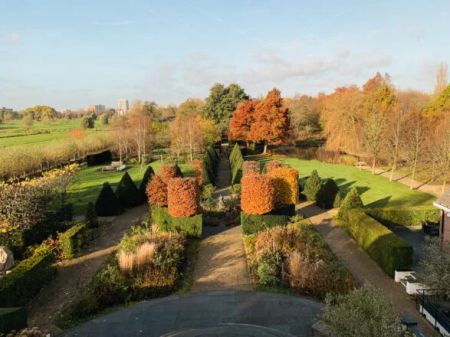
117,99,129,115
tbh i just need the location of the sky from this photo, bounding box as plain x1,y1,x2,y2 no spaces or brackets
0,0,449,110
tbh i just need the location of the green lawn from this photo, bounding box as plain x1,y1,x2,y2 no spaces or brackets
67,162,194,215
249,156,436,208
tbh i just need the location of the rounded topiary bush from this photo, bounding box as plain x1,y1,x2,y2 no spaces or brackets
146,175,168,206
265,160,283,174
167,178,200,217
337,187,364,219
242,161,260,176
95,182,122,216
268,167,299,205
116,172,141,207
316,179,339,209
241,175,275,215
303,169,321,201
139,166,155,196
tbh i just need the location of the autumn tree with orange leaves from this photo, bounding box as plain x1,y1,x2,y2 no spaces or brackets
229,99,258,145
248,88,290,153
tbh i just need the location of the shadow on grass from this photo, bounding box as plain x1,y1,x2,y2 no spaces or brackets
365,196,392,208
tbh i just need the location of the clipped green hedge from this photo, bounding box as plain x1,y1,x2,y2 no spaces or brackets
0,244,56,306
59,223,87,259
364,207,440,227
229,143,244,185
203,146,219,185
151,205,202,238
241,205,295,235
0,307,27,334
345,209,413,277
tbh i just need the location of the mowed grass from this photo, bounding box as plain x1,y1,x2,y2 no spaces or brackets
248,155,436,208
68,162,194,215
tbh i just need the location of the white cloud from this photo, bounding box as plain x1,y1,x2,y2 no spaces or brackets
5,32,22,44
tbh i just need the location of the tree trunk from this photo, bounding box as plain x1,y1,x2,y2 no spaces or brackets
390,159,396,181
263,142,268,154
410,160,417,190
372,157,376,174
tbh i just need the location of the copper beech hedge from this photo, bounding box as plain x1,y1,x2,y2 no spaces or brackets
167,178,200,217
268,167,299,205
241,175,275,215
146,175,168,206
159,165,177,184
265,160,283,173
242,161,260,176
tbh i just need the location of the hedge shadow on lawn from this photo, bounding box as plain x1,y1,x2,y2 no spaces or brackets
365,196,392,208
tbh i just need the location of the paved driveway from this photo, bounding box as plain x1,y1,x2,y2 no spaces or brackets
61,291,323,337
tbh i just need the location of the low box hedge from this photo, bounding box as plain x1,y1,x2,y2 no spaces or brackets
241,204,295,235
345,209,413,277
151,205,202,238
0,307,27,334
59,223,87,259
364,207,440,227
0,244,56,306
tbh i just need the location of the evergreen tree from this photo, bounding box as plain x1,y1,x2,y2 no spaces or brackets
337,187,363,220
139,165,155,198
316,178,339,209
95,182,122,216
84,202,99,228
303,169,321,201
116,172,141,207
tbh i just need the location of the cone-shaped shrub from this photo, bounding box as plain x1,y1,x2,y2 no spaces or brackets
265,160,283,173
139,165,155,196
95,182,121,216
241,175,275,215
168,178,200,217
243,161,260,176
316,178,339,209
337,187,364,220
333,190,345,208
303,170,321,201
159,164,178,184
85,202,98,228
175,164,183,178
268,167,299,205
116,172,141,207
146,175,168,206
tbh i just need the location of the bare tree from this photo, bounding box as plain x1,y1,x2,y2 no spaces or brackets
128,101,153,164
402,112,425,189
434,62,448,95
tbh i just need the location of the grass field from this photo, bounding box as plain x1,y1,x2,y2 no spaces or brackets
249,155,436,208
67,162,195,215
0,119,107,148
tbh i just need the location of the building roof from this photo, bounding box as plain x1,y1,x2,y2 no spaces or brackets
434,189,450,212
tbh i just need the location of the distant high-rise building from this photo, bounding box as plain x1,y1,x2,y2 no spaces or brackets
117,99,129,115
87,104,106,113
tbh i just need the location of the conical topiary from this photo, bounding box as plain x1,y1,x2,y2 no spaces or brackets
303,169,321,201
333,190,345,208
116,172,141,207
85,202,99,228
316,178,339,209
175,163,183,177
337,187,364,220
139,165,155,198
95,182,122,216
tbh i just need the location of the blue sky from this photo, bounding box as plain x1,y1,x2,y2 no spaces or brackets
1,0,449,110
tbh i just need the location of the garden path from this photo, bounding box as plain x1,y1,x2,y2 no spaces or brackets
299,201,439,337
26,204,148,335
191,152,252,292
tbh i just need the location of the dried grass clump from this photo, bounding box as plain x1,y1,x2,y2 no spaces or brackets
241,175,275,215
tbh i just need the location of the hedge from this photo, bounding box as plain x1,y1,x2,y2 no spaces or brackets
151,205,202,238
0,244,56,306
241,205,295,235
268,167,298,205
167,178,200,217
116,172,142,207
364,207,440,227
59,223,87,259
203,146,219,185
242,161,260,176
264,160,283,173
345,209,413,277
146,175,168,206
86,150,112,166
0,307,27,334
159,164,178,184
95,182,122,216
316,178,339,209
241,175,275,215
229,143,244,185
139,165,155,197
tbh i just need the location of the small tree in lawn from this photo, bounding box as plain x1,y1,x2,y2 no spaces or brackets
337,187,363,220
95,182,121,216
322,283,404,337
116,172,141,207
84,202,98,228
303,170,321,201
248,88,290,153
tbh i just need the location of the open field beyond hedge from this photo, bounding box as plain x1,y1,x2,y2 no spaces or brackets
248,155,436,208
67,162,194,215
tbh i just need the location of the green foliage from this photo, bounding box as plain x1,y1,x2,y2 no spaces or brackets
345,209,413,276
257,252,281,287
95,182,122,216
333,190,345,208
115,172,142,207
423,84,450,120
151,205,202,238
0,244,56,306
0,307,27,334
139,165,155,197
203,146,219,185
365,207,440,227
229,143,244,185
58,223,87,259
316,178,339,209
241,205,295,235
337,187,363,220
303,169,321,201
84,202,98,229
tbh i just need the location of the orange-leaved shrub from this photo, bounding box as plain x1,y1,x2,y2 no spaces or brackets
242,161,260,176
189,159,204,185
159,164,177,184
265,160,283,173
167,177,200,217
146,175,168,206
268,167,298,205
241,175,275,215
